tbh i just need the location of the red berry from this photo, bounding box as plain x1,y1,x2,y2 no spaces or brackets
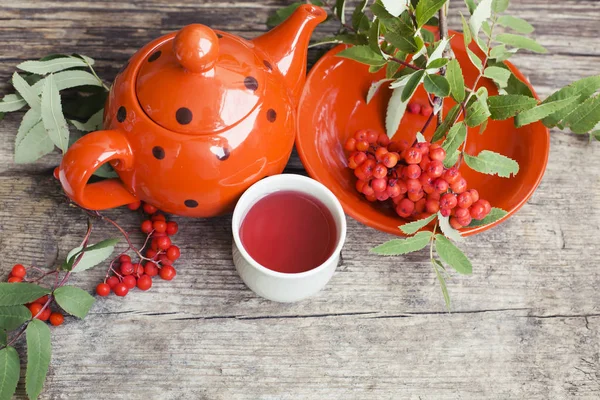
382,152,399,168
106,276,119,289
469,202,486,220
419,173,434,186
159,265,177,281
96,283,111,296
28,303,43,318
419,155,431,171
457,215,472,227
440,193,458,209
396,199,415,218
133,263,144,277
414,142,430,155
449,217,463,229
433,178,449,193
8,276,22,283
166,246,180,261
467,189,480,203
151,238,160,251
375,191,390,201
405,164,421,179
429,147,446,161
404,147,422,164
455,207,470,219
407,189,425,202
395,180,408,195
375,147,388,161
457,192,474,209
366,130,379,144
123,275,137,289
142,203,158,215
39,308,51,321
426,160,444,178
347,156,359,169
405,178,422,193
353,152,367,166
158,254,173,266
398,140,411,152
440,207,451,217
153,220,167,234
443,168,461,185
34,295,49,305
355,180,367,193
392,194,406,204
344,138,357,152
354,129,368,141
49,312,64,326
377,134,390,146
371,178,387,193
127,201,142,211
53,166,60,180
359,159,376,178
386,183,401,198
425,199,440,213
428,191,441,200
361,183,375,196
11,264,26,278
451,177,468,194
421,104,433,117
137,275,152,291
119,254,131,264
146,249,158,259
141,220,153,234
113,283,129,297
407,103,421,114
157,236,172,251
365,194,377,202
151,213,166,222
120,262,134,276
373,163,388,179
356,140,369,152
415,198,427,213
144,262,159,277
481,199,492,215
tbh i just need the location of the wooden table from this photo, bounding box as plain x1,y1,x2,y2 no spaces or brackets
1,1,599,398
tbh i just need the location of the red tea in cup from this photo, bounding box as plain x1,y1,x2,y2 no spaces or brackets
239,190,337,273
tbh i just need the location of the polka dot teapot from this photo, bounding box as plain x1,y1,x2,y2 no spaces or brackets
59,5,326,217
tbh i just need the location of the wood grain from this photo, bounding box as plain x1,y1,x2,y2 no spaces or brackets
0,1,599,399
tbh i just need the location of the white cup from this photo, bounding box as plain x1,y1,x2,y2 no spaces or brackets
232,174,347,302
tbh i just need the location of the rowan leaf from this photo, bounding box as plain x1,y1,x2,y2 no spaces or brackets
416,0,447,29
399,214,436,235
463,150,519,177
401,70,426,102
0,94,26,113
515,97,580,127
541,76,600,127
371,231,432,255
381,0,408,16
461,12,472,47
483,66,511,87
65,238,119,273
495,33,547,53
0,347,20,400
561,95,600,134
17,56,88,75
437,214,464,242
446,59,465,103
487,94,538,120
366,79,392,104
468,207,508,227
424,74,450,97
337,45,386,66
26,319,51,400
0,283,51,306
0,305,31,331
441,121,467,155
469,0,492,37
435,234,472,274
465,98,491,127
14,120,55,164
491,0,509,13
53,286,95,319
497,15,534,33
432,104,461,142
41,74,69,152
467,48,483,71
12,72,41,112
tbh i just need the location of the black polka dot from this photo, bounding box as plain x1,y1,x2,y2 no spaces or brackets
263,60,273,70
266,109,277,122
184,199,198,208
216,33,223,38
152,146,165,160
176,108,193,125
213,146,230,161
244,76,258,91
117,106,126,122
148,51,161,62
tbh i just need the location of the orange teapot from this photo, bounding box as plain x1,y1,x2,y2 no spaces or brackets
59,4,326,217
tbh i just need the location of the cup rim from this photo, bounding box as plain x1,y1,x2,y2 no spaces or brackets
232,174,347,279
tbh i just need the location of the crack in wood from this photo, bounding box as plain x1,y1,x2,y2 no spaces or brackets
171,311,377,321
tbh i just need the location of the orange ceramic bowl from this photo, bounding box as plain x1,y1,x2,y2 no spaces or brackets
296,34,549,237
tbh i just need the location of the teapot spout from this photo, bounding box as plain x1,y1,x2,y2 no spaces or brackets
253,4,327,103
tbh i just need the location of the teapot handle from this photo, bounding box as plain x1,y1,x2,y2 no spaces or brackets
59,129,137,210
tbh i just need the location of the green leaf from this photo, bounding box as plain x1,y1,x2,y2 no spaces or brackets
371,1,397,27
443,149,460,168
483,66,511,87
12,72,41,112
15,108,42,149
460,12,472,47
446,59,465,103
0,94,26,113
0,283,51,307
515,96,580,127
17,56,89,75
41,74,69,152
386,87,408,138
541,76,600,127
427,58,448,69
381,0,408,16
561,95,600,134
463,150,519,177
32,70,102,96
464,0,476,14
466,48,483,71
335,0,347,24
368,19,381,53
469,0,492,37
401,70,426,102
366,79,392,104
432,104,461,142
0,305,31,330
92,163,119,179
351,0,369,31
54,286,95,319
266,2,302,26
26,319,51,400
489,44,517,61
385,31,419,53
468,207,508,227
416,0,447,29
14,120,55,164
441,121,467,155
420,28,436,44
416,131,427,143
0,347,20,400
435,235,472,274
465,99,491,127
432,259,451,310
505,71,534,97
337,45,386,66
482,21,492,37
399,214,436,235
495,33,547,53
0,331,6,346
371,231,432,255
487,94,538,120
65,238,119,273
427,38,451,65
437,214,464,242
497,15,534,33
492,0,509,13
69,108,103,132
423,74,450,97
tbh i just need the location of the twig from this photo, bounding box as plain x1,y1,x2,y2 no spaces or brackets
437,2,450,127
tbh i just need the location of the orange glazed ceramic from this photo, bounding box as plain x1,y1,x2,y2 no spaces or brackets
59,4,327,217
296,31,550,237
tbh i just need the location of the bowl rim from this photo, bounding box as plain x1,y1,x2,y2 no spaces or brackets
295,39,550,237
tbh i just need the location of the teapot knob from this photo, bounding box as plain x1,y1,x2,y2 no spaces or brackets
173,24,219,73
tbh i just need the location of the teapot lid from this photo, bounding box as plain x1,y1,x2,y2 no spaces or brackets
135,24,266,134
